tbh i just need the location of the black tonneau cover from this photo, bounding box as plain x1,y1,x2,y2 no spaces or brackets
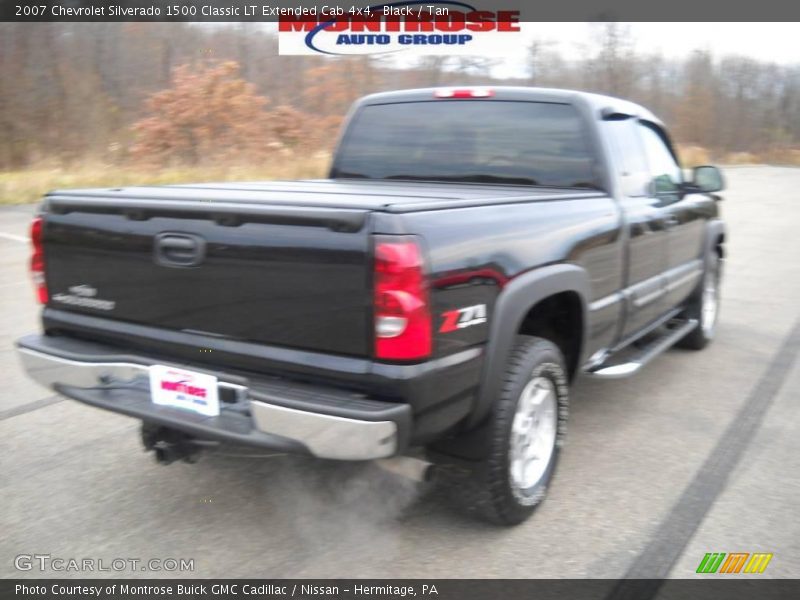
47,179,604,213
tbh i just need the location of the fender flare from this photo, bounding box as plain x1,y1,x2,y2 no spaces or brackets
467,263,591,428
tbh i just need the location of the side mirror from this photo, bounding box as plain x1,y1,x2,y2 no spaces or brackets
692,165,725,193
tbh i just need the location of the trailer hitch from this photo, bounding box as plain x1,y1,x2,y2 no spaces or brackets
141,424,202,465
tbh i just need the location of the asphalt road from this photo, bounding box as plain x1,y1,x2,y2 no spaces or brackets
1,166,798,581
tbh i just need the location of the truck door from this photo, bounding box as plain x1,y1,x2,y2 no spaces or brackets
637,122,707,309
604,118,669,339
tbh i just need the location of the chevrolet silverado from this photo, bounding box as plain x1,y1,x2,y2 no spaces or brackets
16,87,726,524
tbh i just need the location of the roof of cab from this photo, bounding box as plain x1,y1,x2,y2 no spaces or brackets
353,86,663,127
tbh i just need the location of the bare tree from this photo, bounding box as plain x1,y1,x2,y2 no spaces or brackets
585,23,638,96
1,23,800,170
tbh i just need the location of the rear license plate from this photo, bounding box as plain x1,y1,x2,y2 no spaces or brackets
149,365,220,417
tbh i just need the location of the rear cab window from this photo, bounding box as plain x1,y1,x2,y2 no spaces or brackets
332,100,602,189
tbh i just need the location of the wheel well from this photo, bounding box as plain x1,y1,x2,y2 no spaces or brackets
517,291,583,380
715,233,725,258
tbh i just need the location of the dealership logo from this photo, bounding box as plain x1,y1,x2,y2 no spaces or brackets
160,370,209,405
696,552,773,574
278,2,521,56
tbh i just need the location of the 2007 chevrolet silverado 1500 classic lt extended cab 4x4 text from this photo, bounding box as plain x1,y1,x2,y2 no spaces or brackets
17,87,726,525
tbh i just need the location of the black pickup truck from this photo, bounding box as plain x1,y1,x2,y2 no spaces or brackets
17,87,726,525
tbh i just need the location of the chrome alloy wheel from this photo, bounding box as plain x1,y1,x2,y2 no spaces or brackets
509,376,558,491
701,262,719,337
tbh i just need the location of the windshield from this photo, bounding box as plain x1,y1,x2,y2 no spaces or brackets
332,100,600,188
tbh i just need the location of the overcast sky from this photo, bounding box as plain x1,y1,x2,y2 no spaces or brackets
462,22,800,78
521,23,800,61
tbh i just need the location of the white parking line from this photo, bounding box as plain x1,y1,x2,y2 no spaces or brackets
0,232,29,243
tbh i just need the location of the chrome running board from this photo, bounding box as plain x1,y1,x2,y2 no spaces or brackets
586,319,698,379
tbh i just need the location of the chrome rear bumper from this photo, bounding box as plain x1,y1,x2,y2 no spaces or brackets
16,337,408,461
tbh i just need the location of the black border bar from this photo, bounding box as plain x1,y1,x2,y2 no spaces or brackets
3,579,800,600
3,0,800,22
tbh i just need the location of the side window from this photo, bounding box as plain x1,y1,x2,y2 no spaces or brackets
637,123,682,196
604,119,651,197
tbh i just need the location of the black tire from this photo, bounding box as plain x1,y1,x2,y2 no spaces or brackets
678,251,722,350
458,336,569,526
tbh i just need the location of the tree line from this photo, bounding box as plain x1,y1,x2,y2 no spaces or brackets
1,22,799,171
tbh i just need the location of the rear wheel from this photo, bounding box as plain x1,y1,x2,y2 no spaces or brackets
459,336,568,525
678,251,722,350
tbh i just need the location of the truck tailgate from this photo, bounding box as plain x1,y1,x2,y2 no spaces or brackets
42,194,372,357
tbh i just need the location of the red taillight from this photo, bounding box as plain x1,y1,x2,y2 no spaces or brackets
30,216,48,304
373,236,432,361
434,87,494,99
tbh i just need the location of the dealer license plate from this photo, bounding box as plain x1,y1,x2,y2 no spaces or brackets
149,365,220,417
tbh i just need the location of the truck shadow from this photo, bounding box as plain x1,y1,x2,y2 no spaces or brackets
118,359,710,576
190,449,516,535
145,335,733,552
170,365,662,534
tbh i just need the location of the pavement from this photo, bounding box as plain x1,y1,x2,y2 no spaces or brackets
0,167,798,581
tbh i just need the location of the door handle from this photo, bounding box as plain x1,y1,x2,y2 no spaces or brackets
154,233,206,267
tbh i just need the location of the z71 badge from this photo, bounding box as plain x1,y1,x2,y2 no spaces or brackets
439,304,488,333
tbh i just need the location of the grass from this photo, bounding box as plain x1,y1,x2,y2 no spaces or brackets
677,144,800,167
0,155,331,205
